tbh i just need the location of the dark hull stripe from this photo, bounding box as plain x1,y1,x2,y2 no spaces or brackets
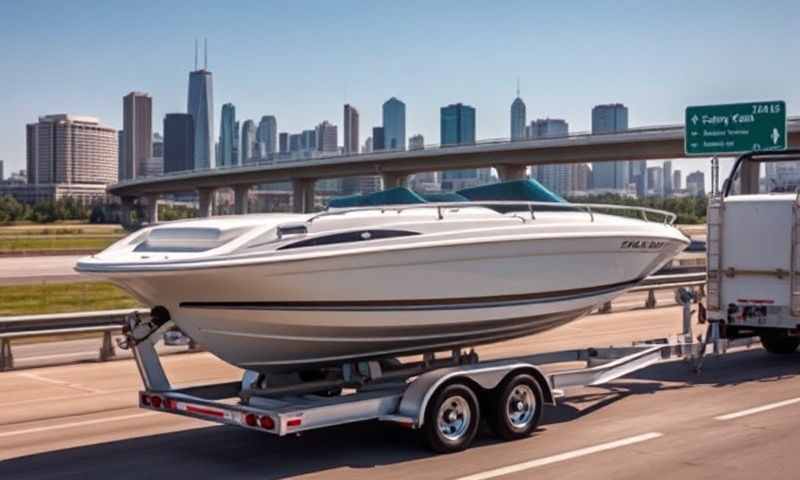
179,278,642,312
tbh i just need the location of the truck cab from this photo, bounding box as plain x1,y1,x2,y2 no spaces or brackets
707,150,800,353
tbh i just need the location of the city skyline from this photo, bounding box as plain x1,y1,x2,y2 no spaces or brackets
1,1,799,187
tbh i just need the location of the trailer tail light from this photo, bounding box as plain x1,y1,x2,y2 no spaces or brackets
164,398,177,410
141,394,151,406
244,413,258,427
150,395,163,409
286,418,302,428
259,415,275,430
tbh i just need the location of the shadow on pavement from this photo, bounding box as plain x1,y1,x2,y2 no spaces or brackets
0,422,428,480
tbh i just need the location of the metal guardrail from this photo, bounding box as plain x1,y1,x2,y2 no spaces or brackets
0,272,706,371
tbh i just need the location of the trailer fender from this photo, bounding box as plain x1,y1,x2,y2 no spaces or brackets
396,362,552,428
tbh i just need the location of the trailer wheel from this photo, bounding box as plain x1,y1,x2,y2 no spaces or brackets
423,382,480,453
489,374,543,441
760,333,800,354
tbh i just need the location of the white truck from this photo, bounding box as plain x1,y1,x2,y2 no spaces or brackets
706,150,800,353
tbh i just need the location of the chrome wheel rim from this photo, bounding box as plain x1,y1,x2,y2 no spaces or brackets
437,395,471,441
506,384,536,428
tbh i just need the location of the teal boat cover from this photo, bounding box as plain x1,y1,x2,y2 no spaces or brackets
419,192,470,203
457,179,565,203
328,187,426,208
327,180,565,208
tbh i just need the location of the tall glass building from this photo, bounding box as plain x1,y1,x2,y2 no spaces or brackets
219,103,236,167
591,103,629,190
257,116,277,155
187,68,214,170
163,113,195,173
240,120,256,164
440,103,479,190
510,96,526,141
382,98,406,150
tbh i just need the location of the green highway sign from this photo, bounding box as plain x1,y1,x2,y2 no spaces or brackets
685,101,786,156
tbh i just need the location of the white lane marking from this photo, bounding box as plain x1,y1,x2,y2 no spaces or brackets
14,372,106,394
454,432,663,480
0,412,157,438
714,397,800,421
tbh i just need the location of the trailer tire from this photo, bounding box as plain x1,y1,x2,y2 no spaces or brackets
489,374,543,441
423,382,480,453
760,333,800,354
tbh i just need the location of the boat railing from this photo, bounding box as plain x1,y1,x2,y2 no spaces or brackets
308,201,678,225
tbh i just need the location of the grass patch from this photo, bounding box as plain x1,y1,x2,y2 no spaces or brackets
0,236,121,253
0,282,142,316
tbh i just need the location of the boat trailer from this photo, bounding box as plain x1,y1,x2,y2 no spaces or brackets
122,288,755,453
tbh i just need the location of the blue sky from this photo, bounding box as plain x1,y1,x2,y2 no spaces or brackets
1,0,798,184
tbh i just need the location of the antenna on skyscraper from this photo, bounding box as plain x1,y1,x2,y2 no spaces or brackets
516,77,520,98
194,38,198,71
204,38,208,70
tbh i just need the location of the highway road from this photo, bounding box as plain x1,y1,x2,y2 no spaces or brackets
0,255,84,285
2,300,799,479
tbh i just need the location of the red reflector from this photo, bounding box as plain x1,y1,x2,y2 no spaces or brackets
286,418,302,428
150,396,163,409
244,414,258,427
186,405,225,418
141,394,151,406
164,399,177,410
259,416,275,430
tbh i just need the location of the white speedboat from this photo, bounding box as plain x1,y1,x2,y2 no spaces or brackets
77,184,688,373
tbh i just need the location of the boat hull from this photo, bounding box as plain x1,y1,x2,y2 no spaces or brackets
106,234,686,373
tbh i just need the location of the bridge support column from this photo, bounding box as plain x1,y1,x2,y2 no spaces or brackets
381,173,409,189
234,185,252,215
120,197,135,230
144,195,159,224
740,160,760,194
495,164,528,181
197,187,215,217
292,179,316,213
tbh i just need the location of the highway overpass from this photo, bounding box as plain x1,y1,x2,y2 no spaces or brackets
110,119,800,220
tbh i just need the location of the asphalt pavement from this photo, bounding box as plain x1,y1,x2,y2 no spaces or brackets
2,301,799,479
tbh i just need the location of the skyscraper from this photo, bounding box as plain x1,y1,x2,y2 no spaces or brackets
673,170,682,191
441,103,476,145
630,160,648,198
257,116,277,155
510,87,526,141
686,171,706,197
647,166,664,196
409,134,425,151
592,103,630,190
440,103,478,190
122,92,152,180
316,121,338,152
278,132,288,155
187,40,214,170
372,127,385,151
219,103,237,167
382,98,406,150
163,113,194,173
528,119,571,195
240,120,256,164
301,129,316,151
343,104,359,154
0,160,4,181
232,121,240,165
590,104,629,190
663,160,673,196
26,115,117,185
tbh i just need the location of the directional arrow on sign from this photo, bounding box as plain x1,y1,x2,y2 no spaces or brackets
771,128,781,145
691,115,699,125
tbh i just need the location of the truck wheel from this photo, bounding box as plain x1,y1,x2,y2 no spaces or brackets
423,382,480,453
760,333,800,354
489,374,543,441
